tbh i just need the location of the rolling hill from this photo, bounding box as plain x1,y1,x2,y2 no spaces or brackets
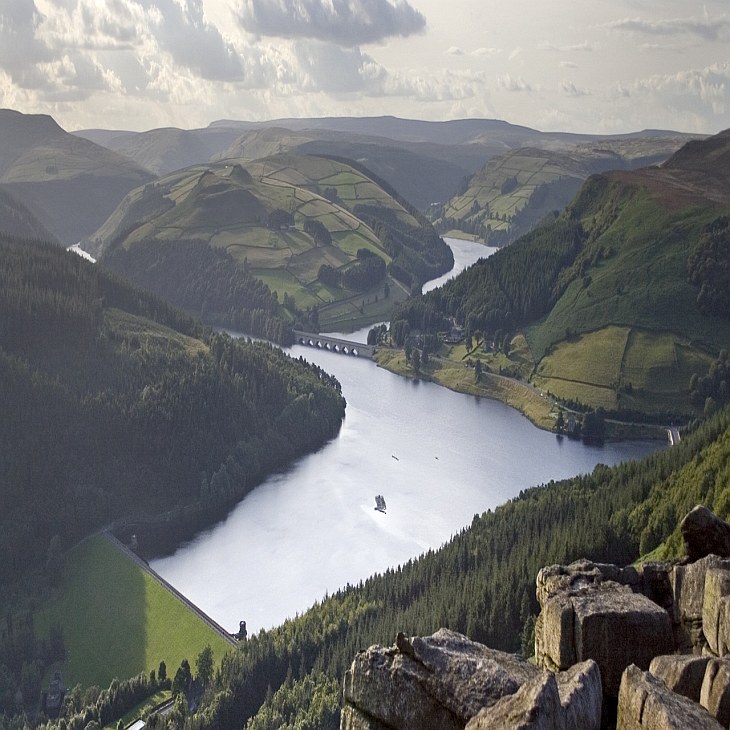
75,116,697,217
392,128,730,420
86,153,453,332
437,134,696,246
0,109,154,244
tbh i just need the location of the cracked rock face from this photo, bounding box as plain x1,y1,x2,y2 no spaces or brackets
341,629,542,730
535,566,674,697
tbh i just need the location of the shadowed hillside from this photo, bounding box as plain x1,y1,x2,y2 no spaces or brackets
0,109,154,243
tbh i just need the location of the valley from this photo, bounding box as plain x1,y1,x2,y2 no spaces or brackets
1,111,729,730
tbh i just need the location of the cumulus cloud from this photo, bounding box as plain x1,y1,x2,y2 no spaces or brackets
0,0,54,87
497,73,532,93
146,0,244,81
538,40,593,52
289,40,381,93
616,63,730,116
606,14,730,42
237,0,426,47
1,0,252,103
446,46,464,56
560,80,589,97
472,47,501,57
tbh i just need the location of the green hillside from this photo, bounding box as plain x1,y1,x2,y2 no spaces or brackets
87,154,452,332
0,233,346,717
390,129,730,420
0,234,345,584
0,109,154,243
436,136,693,246
36,535,233,689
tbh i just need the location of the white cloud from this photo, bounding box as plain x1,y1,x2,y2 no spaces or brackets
538,40,594,52
472,47,501,58
617,62,730,117
560,60,578,69
446,46,464,56
497,73,532,93
606,13,730,42
560,80,589,97
237,0,426,47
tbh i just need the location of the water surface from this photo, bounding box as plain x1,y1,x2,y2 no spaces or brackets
152,238,663,634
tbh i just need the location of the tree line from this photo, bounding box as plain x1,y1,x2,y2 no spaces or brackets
0,234,346,587
102,239,300,344
129,407,730,730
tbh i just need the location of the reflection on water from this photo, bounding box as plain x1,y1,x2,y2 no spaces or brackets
152,239,664,634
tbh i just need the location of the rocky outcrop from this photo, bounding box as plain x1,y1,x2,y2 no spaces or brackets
535,564,673,696
340,506,730,730
682,505,730,562
617,664,723,729
341,630,602,730
342,629,541,730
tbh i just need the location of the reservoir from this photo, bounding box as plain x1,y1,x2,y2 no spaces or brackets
151,238,664,635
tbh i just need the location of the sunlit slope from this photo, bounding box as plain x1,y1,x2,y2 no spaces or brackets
439,135,693,246
36,535,232,689
526,131,730,414
89,154,452,330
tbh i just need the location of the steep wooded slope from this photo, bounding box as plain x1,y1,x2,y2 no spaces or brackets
0,235,345,584
394,129,730,417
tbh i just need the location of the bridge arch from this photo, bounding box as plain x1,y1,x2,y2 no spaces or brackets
293,330,375,360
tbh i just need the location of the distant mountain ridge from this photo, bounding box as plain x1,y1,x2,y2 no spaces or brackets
74,115,699,214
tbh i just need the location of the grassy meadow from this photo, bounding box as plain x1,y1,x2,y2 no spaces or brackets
36,535,233,689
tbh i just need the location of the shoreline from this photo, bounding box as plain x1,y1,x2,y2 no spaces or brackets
374,346,669,442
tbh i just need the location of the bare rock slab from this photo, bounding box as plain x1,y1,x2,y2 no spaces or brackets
465,672,564,730
537,580,673,696
617,664,723,729
556,660,603,729
703,568,730,656
649,654,710,703
342,629,541,730
700,658,730,726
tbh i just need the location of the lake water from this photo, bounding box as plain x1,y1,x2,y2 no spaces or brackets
151,238,664,635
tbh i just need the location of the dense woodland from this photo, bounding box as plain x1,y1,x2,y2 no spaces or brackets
392,216,585,338
0,234,346,586
111,406,728,730
102,240,303,344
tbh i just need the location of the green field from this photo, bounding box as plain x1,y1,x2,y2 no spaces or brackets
530,326,713,414
91,153,430,332
36,535,233,689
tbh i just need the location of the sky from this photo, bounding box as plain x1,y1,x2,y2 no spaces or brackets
0,0,728,135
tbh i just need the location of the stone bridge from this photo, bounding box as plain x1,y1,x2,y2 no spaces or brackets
293,330,375,359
